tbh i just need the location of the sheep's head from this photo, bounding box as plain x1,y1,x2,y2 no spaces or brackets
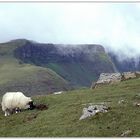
28,101,36,110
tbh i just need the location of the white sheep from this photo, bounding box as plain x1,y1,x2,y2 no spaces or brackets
1,92,35,116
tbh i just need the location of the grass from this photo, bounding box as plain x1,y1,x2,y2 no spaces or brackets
47,62,97,87
0,58,69,95
0,78,140,137
0,41,70,95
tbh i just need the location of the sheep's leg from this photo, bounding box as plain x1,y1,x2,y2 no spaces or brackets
7,111,10,116
4,109,10,116
4,112,7,116
4,111,9,116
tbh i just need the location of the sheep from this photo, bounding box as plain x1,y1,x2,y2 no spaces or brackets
1,92,35,116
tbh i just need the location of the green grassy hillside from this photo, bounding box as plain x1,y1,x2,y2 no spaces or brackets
0,40,70,95
0,78,140,137
47,62,97,87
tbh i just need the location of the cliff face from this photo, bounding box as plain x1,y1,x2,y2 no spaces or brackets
14,41,116,87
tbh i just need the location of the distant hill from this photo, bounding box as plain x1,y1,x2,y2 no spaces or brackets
14,39,116,87
0,39,70,96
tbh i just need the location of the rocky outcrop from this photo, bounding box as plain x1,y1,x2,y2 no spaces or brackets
91,73,122,88
79,104,109,120
121,72,136,80
91,71,140,89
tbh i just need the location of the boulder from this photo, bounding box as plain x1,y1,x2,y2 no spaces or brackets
79,104,109,120
133,102,140,107
135,71,140,78
120,130,133,137
122,72,136,80
91,73,121,88
91,71,140,89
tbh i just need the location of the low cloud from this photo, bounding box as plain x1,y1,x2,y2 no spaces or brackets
0,3,140,59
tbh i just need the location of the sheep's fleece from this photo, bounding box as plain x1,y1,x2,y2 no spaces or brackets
1,92,32,116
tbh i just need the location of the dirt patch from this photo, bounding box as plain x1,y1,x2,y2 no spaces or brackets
35,104,49,111
23,113,38,122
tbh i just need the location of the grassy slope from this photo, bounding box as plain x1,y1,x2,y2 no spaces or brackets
46,53,114,87
0,41,70,95
0,78,140,137
47,62,97,87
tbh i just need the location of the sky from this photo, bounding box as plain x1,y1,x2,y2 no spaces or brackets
0,3,140,59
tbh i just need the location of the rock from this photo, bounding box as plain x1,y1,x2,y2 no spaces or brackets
79,104,109,120
53,91,63,95
79,108,95,120
120,130,133,137
91,71,140,89
91,82,96,89
133,102,140,107
91,73,121,88
135,71,140,78
118,99,125,104
122,72,136,80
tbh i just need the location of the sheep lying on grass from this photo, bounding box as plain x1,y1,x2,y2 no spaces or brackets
1,92,35,116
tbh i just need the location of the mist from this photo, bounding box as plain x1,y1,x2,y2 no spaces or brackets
0,3,140,60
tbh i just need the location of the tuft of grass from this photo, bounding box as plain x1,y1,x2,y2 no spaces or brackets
0,78,140,137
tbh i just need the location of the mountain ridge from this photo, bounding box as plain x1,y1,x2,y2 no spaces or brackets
0,38,139,95
13,39,115,87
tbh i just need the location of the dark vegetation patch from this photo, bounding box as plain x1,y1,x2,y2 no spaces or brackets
35,104,49,111
23,113,39,123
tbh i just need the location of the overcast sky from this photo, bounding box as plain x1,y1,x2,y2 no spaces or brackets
0,3,140,58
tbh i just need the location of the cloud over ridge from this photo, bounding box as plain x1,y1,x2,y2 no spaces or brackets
0,3,140,59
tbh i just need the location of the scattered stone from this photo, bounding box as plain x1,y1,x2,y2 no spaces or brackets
133,102,140,107
120,129,133,137
79,104,109,120
53,91,63,95
118,99,126,104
